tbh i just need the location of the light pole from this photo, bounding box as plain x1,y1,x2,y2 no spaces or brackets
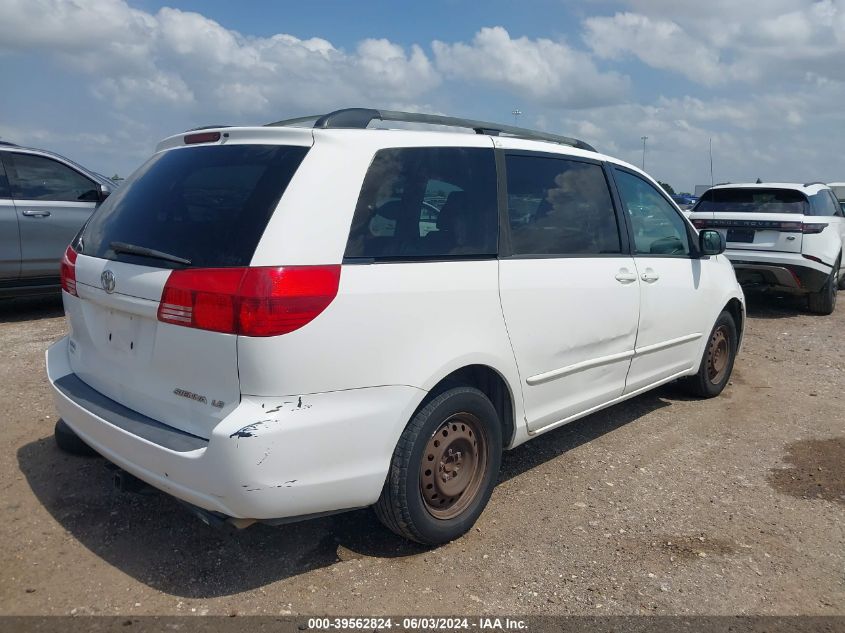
641,136,648,170
512,109,522,126
709,137,714,187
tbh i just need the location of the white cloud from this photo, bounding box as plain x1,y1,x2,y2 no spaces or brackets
560,82,845,191
1,0,843,194
432,26,629,107
0,0,441,117
586,1,845,85
584,13,736,85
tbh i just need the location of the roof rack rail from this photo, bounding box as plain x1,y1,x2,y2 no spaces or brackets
265,108,597,153
803,181,827,187
0,140,18,147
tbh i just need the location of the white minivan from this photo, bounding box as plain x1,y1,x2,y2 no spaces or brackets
47,109,745,544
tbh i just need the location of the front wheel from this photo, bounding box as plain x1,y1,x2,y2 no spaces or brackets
680,311,738,398
375,386,502,545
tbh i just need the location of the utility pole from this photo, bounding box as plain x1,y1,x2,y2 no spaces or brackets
709,137,714,187
512,109,522,126
641,136,648,170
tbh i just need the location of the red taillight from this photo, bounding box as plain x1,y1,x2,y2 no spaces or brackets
158,268,245,333
60,245,78,296
801,222,828,234
157,266,341,337
691,219,709,229
184,131,221,144
237,266,341,337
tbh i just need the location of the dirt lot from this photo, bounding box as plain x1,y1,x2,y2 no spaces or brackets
0,292,843,616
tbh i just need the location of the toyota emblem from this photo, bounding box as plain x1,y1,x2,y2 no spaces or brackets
101,269,116,294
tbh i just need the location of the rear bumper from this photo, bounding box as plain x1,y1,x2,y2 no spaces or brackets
726,250,830,293
47,336,424,521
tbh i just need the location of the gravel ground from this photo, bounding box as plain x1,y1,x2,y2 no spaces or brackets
0,292,843,616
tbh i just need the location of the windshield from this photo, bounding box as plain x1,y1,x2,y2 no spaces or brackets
693,188,808,214
80,144,308,268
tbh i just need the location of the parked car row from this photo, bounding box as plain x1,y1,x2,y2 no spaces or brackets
671,193,699,210
26,108,841,545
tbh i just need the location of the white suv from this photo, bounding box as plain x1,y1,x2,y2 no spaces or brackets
47,108,745,545
688,183,845,314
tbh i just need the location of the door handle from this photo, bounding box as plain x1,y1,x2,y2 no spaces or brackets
615,268,638,284
641,268,660,283
22,210,51,218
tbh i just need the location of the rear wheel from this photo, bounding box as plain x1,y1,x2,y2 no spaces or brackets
375,386,502,545
680,311,738,398
808,259,838,315
54,419,99,456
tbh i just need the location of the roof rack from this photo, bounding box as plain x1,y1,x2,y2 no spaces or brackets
0,140,18,147
803,181,827,188
265,108,597,153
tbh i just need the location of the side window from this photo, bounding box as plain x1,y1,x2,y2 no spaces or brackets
614,169,690,256
810,191,841,217
505,154,621,256
829,191,844,217
0,157,10,199
6,153,98,202
345,148,497,259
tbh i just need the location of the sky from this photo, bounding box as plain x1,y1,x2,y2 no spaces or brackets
1,0,844,192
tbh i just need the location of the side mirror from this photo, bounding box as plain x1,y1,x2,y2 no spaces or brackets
699,229,725,256
98,183,113,202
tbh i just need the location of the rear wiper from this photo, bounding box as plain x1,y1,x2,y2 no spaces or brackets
110,241,192,266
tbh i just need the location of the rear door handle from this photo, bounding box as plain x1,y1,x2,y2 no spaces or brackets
22,209,51,217
615,268,638,284
641,268,660,283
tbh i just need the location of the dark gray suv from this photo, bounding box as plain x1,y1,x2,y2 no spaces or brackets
0,142,114,297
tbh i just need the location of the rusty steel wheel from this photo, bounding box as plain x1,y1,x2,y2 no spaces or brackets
375,386,502,545
419,413,488,520
679,310,737,399
706,325,731,385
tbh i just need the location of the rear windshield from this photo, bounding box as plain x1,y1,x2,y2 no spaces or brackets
80,144,308,267
693,188,808,214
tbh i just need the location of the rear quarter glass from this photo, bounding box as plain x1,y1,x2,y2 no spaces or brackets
80,144,309,268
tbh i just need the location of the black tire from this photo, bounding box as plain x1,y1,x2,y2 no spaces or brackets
680,311,738,398
54,419,99,456
808,260,839,315
374,386,502,545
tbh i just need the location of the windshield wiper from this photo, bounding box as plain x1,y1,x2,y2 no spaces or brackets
110,241,192,266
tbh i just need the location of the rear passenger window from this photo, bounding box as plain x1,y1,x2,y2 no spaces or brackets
345,148,497,260
505,154,621,256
